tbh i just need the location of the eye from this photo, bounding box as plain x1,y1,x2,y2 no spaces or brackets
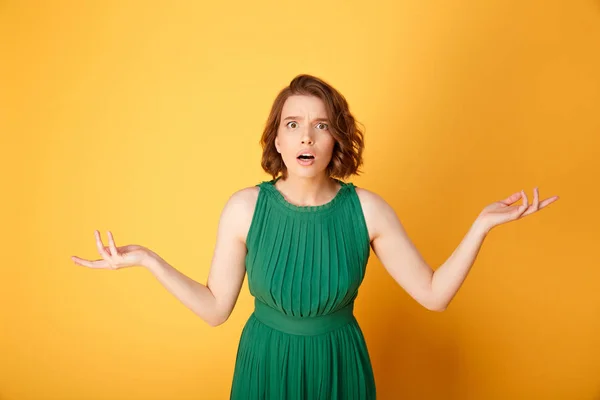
316,122,328,130
286,121,298,129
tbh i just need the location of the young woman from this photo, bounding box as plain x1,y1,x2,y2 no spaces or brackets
71,74,559,399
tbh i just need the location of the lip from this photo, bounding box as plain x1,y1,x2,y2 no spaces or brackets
296,149,316,158
297,157,315,166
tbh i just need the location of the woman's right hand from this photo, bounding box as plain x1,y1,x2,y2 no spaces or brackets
71,230,150,270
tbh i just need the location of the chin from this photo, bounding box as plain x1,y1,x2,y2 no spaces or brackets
293,168,326,179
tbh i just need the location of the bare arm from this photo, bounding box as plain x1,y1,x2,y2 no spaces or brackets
359,185,557,311
357,188,487,312
428,222,487,310
142,187,256,326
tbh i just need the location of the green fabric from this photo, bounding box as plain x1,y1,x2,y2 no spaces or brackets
230,177,376,399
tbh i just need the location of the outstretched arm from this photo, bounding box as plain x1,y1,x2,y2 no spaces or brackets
361,189,491,311
358,187,558,311
143,188,254,326
429,222,488,311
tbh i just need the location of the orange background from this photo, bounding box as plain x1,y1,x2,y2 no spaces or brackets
1,1,599,399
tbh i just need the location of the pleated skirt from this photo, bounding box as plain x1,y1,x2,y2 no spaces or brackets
230,301,376,399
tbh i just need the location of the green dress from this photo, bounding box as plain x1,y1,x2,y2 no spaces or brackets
230,177,376,399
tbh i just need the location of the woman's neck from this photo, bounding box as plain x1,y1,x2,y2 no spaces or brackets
274,174,340,207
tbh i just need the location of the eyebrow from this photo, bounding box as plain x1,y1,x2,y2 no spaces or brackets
282,116,329,122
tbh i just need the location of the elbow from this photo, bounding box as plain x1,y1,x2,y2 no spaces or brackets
206,318,223,327
206,318,226,327
203,298,231,327
205,310,230,327
206,315,227,327
428,304,447,312
420,299,446,312
425,295,448,312
425,286,447,312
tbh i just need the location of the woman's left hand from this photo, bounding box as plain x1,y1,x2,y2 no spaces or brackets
475,188,560,234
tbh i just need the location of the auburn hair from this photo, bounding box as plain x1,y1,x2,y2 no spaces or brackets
259,74,365,180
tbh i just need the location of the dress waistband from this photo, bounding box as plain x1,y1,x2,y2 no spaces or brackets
252,298,355,336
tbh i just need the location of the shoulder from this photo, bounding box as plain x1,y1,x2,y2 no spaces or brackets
354,186,392,214
353,186,395,242
222,185,260,244
228,185,260,207
224,185,260,221
354,186,386,207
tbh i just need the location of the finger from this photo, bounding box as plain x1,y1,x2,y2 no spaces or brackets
107,231,119,258
95,230,112,260
523,193,558,216
539,195,560,209
71,256,110,269
499,191,523,206
520,188,538,216
516,204,528,214
532,187,540,210
521,189,529,208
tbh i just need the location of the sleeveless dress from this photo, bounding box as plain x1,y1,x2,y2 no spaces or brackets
230,177,376,399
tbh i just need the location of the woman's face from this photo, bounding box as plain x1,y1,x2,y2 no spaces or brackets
274,95,336,179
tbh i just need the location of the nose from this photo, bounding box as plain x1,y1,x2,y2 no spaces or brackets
301,126,314,145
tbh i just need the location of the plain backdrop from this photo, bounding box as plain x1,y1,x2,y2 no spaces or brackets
1,1,599,399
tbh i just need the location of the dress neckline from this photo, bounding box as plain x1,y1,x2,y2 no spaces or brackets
262,176,351,214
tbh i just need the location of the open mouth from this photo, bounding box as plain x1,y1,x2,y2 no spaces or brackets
297,154,315,165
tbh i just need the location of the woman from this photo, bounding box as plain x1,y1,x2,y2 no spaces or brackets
71,74,559,399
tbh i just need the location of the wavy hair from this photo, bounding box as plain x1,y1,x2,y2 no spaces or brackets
259,74,365,180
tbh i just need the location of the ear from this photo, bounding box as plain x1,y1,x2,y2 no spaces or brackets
274,138,281,153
